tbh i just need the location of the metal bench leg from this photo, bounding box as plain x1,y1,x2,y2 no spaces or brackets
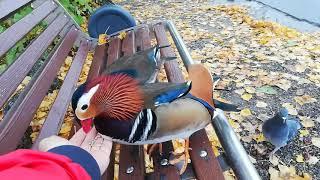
165,20,261,180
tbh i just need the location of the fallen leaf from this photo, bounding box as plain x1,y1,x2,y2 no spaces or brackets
256,101,268,108
270,155,279,166
256,85,277,95
282,103,298,115
240,108,252,117
235,88,245,95
269,167,280,179
278,165,296,179
98,34,108,45
311,137,320,148
248,155,256,164
300,116,315,128
241,93,252,101
299,129,309,137
296,154,304,163
253,133,265,143
245,86,256,93
118,31,127,40
241,135,253,142
294,95,317,106
307,156,319,165
295,64,307,73
275,79,292,91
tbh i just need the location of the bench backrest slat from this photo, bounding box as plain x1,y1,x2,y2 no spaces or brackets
106,38,121,66
118,30,145,180
0,27,79,154
102,34,123,180
0,0,57,57
0,0,32,20
0,13,69,108
87,45,107,80
32,39,89,149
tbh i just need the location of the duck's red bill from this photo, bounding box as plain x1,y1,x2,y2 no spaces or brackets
80,118,93,133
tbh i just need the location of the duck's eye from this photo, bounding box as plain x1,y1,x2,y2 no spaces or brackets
81,104,88,110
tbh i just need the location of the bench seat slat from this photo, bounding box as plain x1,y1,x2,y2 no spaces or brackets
32,40,89,149
0,0,32,20
0,0,57,57
151,23,180,179
190,130,225,180
0,27,79,154
118,30,145,180
154,23,224,179
0,13,69,108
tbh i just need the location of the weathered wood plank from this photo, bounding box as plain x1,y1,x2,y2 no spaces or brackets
102,35,123,180
153,23,184,83
32,39,89,149
190,130,225,180
0,27,79,154
0,13,69,108
118,30,145,180
154,22,224,180
87,45,107,80
106,38,121,66
152,23,181,179
0,0,57,57
0,0,32,20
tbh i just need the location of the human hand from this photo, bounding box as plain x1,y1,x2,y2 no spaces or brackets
39,127,112,174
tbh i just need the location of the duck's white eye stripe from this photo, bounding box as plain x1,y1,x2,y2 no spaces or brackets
77,84,99,111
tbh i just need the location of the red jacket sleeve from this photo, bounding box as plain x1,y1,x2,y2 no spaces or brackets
0,149,91,180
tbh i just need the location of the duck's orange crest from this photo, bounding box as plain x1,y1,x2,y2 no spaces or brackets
87,74,144,120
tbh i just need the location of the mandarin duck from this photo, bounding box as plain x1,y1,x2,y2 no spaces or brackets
262,108,301,158
71,45,239,174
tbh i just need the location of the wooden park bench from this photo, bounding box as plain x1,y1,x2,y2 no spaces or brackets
0,1,261,179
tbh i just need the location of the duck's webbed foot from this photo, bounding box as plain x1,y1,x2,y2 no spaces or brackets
169,139,190,175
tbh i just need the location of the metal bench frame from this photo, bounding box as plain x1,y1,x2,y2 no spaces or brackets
0,1,260,179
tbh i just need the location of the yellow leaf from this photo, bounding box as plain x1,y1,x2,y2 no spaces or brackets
118,31,127,40
294,95,317,106
296,154,304,163
37,111,47,119
240,108,252,117
98,34,108,45
299,129,309,137
241,93,252,101
253,133,265,143
60,123,72,134
302,173,312,180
